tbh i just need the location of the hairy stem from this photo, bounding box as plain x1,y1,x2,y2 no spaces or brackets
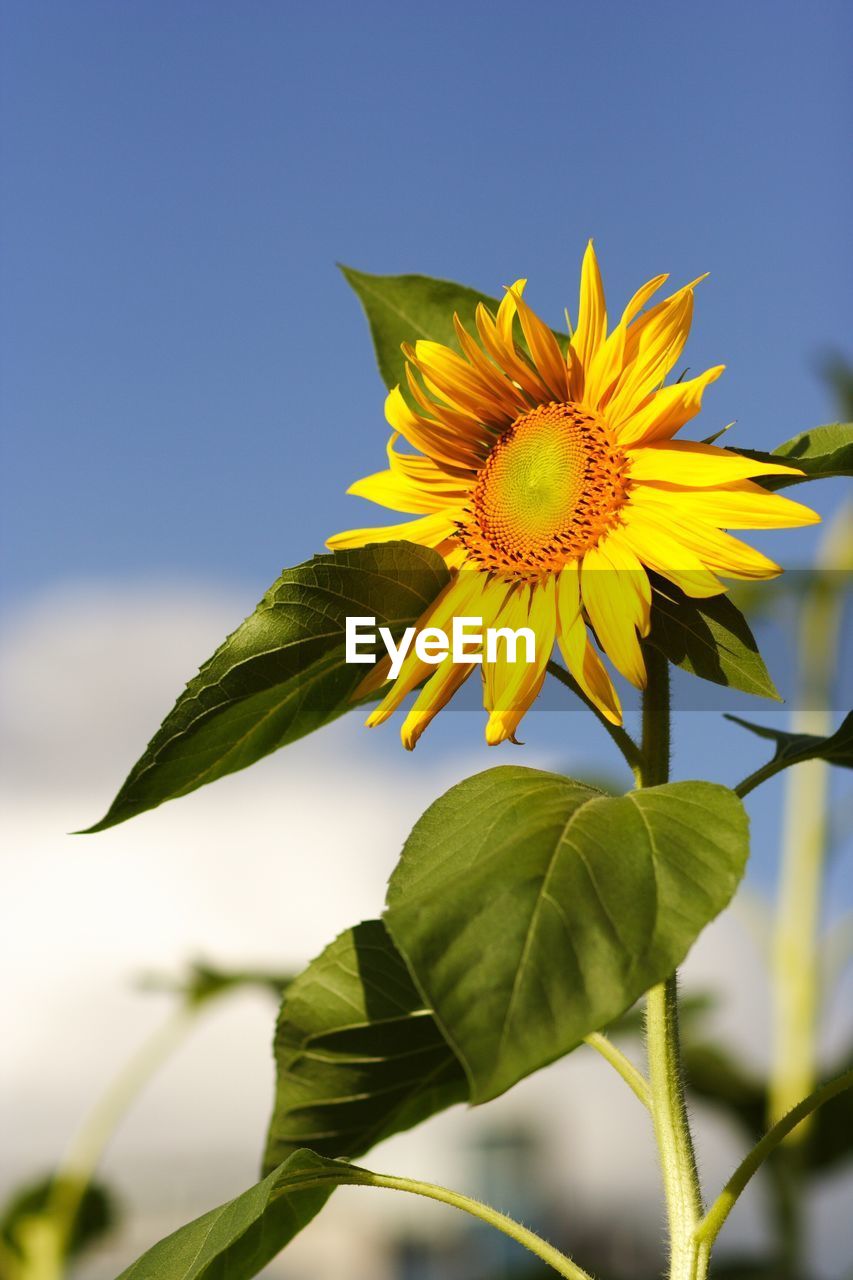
583,1032,651,1109
640,647,704,1280
357,1170,595,1280
694,1067,853,1259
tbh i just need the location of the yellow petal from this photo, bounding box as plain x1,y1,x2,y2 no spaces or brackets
497,278,527,346
581,321,628,410
627,440,805,485
570,240,607,379
349,441,472,513
365,570,485,726
621,274,707,367
618,506,724,597
410,340,515,425
555,562,622,724
326,508,464,551
628,496,783,580
400,656,477,749
385,386,487,469
452,314,529,415
620,273,669,325
607,289,694,421
634,479,820,529
580,539,651,689
386,433,475,485
483,577,555,745
476,292,552,401
578,268,670,409
403,367,500,451
614,366,725,446
507,286,569,401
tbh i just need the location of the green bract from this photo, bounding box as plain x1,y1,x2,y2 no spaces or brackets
741,422,853,490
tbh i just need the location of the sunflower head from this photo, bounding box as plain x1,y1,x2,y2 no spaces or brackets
459,401,629,575
330,244,819,748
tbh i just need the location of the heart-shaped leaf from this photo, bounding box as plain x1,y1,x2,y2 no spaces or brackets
737,422,853,490
648,581,780,701
264,920,466,1173
385,767,749,1102
85,543,448,832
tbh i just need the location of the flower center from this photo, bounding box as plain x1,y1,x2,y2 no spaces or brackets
457,402,629,575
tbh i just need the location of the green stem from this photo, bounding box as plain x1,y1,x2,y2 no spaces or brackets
646,981,704,1280
547,659,643,779
355,1171,595,1280
767,535,846,1135
583,1033,651,1109
694,1067,853,1261
640,647,704,1280
734,756,802,800
39,1006,199,1279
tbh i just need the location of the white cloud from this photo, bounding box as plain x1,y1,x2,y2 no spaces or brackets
1,579,849,1278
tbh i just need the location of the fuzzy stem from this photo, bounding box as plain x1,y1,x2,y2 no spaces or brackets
583,1032,651,1109
694,1068,853,1257
640,647,704,1280
356,1171,595,1280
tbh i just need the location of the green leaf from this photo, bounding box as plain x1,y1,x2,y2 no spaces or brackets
648,581,781,701
738,422,853,490
340,265,503,392
115,1150,359,1280
385,767,749,1102
85,543,448,832
1,1177,117,1264
728,711,853,779
340,266,568,394
264,920,467,1173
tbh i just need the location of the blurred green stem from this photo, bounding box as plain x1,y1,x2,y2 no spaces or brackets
19,1005,199,1280
640,648,705,1280
693,1067,853,1266
768,507,850,1135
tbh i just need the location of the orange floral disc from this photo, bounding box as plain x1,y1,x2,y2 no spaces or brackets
458,401,630,576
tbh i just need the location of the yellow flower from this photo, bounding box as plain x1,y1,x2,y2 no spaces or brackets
328,244,818,748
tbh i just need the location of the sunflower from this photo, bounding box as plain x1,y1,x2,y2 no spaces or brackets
328,244,818,748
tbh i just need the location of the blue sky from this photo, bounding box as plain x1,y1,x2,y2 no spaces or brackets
2,0,851,599
1,1,850,892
